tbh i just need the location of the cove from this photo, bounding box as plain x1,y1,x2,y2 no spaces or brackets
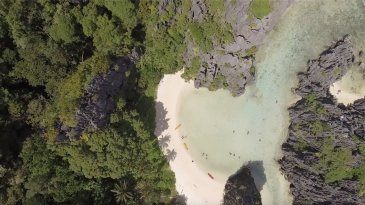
176,0,365,204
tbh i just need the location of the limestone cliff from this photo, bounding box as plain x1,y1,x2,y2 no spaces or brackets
279,35,365,204
223,165,262,205
159,0,294,96
191,0,294,96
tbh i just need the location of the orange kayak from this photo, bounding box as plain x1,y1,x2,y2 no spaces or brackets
208,173,214,179
184,143,188,150
175,124,181,130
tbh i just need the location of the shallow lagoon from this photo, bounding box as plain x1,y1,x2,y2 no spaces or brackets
177,0,365,204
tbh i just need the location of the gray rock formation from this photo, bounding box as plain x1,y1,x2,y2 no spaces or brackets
295,34,353,98
156,0,294,96
279,35,365,204
158,0,174,16
223,164,262,205
55,50,140,141
182,0,294,96
359,51,365,57
190,0,206,22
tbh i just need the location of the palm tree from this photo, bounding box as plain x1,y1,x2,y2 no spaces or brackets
111,180,133,205
135,180,154,204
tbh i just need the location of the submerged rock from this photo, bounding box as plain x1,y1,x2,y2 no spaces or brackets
279,35,365,204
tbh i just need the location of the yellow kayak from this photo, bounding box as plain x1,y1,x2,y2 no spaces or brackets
184,143,188,150
175,124,181,130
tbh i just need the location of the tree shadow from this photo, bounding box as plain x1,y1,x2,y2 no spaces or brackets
158,134,171,150
164,148,177,162
247,161,267,191
174,194,188,205
154,101,170,137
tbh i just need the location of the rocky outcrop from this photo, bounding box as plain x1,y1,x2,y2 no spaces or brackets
295,35,353,98
158,0,174,16
223,165,262,205
55,49,140,141
279,35,365,204
157,0,294,96
190,0,206,22
184,0,294,96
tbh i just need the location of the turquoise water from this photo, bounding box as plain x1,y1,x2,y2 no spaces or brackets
177,0,365,204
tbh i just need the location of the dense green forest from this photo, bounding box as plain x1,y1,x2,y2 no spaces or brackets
0,0,192,204
0,0,276,204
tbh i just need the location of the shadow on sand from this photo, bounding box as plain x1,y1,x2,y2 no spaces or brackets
155,101,178,162
154,101,170,137
157,134,177,162
164,148,177,162
158,134,171,150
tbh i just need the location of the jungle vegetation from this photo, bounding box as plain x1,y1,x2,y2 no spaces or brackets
0,0,185,204
0,0,278,204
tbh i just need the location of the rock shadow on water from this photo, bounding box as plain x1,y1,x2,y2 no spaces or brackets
247,161,266,192
223,161,265,205
154,101,170,137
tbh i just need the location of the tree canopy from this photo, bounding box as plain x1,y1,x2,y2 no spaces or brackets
0,0,182,204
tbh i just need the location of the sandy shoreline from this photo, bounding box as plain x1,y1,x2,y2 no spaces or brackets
329,82,365,105
155,70,226,204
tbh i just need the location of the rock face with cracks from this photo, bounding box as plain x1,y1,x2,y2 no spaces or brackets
295,35,354,98
279,35,365,204
192,0,293,96
223,166,262,205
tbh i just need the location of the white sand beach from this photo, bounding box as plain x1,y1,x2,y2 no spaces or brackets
155,70,226,205
329,83,365,105
329,66,365,105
